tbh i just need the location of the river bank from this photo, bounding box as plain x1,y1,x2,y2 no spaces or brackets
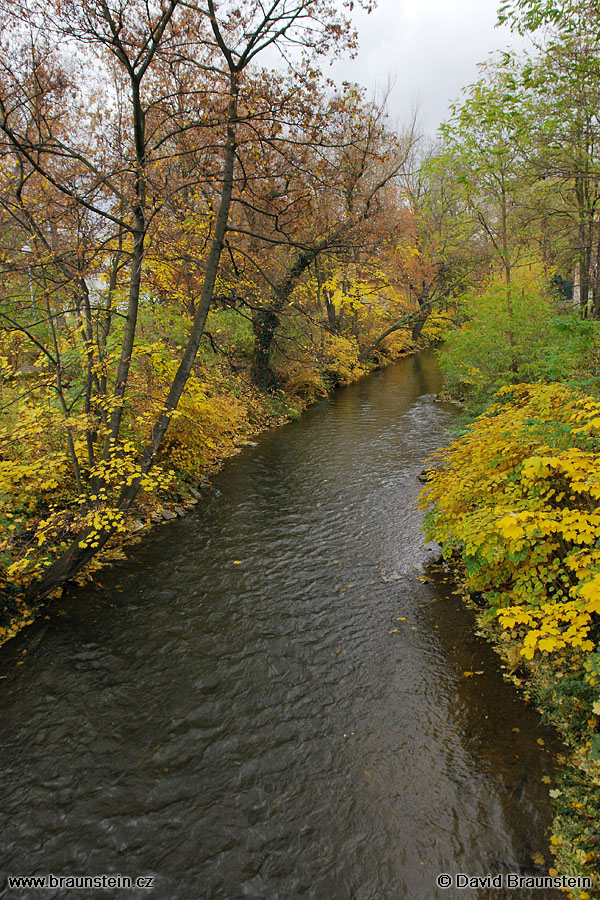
470,596,599,900
0,352,562,899
429,553,600,899
421,384,600,899
0,330,426,650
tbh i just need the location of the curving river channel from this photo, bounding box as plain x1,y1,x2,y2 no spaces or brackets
0,352,561,900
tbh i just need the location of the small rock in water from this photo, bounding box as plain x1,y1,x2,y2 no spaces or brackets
198,481,212,492
174,506,185,517
188,487,202,500
423,541,443,563
162,508,177,520
246,441,258,447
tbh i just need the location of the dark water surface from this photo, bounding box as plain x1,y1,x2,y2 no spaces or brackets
0,352,561,900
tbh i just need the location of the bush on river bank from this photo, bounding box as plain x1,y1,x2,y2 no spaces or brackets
0,314,443,648
421,379,600,896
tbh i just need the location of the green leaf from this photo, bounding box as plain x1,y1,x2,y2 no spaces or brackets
589,735,600,761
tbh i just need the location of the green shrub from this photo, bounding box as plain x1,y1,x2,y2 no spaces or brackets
439,276,599,406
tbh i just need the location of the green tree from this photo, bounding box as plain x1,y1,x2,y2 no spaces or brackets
499,0,600,316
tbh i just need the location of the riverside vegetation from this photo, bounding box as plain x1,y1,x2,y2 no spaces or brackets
2,0,600,893
0,0,459,644
419,0,600,892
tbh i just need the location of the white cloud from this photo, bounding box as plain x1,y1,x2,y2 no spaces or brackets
330,0,526,134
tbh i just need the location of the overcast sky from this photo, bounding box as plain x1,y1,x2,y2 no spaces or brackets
330,0,526,136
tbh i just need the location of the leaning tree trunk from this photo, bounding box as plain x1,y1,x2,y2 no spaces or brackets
26,74,240,604
411,300,432,342
360,297,433,361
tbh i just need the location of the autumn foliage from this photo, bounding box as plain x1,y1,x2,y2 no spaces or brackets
422,383,600,659
0,0,463,625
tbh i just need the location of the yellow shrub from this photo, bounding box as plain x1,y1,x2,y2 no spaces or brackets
421,383,600,658
159,373,246,476
321,333,363,384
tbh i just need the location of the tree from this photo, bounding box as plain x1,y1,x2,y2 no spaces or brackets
499,0,600,316
0,0,370,600
362,142,484,356
228,85,416,388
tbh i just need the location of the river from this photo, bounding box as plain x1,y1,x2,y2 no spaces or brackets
0,351,561,899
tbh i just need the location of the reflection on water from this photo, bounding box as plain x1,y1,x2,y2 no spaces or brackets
0,352,560,899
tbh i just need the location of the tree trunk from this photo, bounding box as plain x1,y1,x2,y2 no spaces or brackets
592,227,600,319
251,246,321,388
575,173,593,317
26,73,240,604
106,76,147,449
359,314,412,359
411,300,431,342
573,261,581,309
252,307,280,390
324,289,337,333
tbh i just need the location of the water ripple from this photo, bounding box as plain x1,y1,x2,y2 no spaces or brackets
0,353,560,900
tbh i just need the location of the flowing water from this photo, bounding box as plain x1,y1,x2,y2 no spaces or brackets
0,352,561,900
